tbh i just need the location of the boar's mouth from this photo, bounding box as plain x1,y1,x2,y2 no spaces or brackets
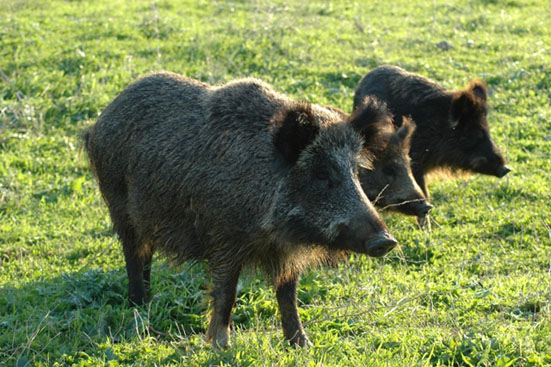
469,156,511,178
471,163,511,178
365,232,397,257
377,198,433,218
392,200,434,217
495,165,511,178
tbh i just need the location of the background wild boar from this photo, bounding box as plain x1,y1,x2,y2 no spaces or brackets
84,72,397,348
325,100,432,219
354,65,511,202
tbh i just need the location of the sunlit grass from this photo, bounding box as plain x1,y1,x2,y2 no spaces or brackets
1,0,550,366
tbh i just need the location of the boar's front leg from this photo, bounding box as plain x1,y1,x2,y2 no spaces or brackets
413,171,431,229
413,170,429,200
275,274,310,347
206,267,241,349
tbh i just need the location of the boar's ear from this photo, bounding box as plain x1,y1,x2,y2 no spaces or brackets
468,79,487,103
349,95,394,150
450,90,477,128
451,83,487,129
272,103,319,163
396,116,416,144
389,116,415,150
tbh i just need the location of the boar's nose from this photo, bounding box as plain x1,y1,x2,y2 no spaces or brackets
366,232,397,257
418,202,434,217
402,200,434,217
496,165,511,178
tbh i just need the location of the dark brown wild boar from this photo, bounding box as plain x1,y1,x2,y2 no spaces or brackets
325,100,432,219
354,65,511,203
84,72,397,348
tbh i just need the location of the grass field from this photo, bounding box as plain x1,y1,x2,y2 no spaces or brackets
1,0,551,365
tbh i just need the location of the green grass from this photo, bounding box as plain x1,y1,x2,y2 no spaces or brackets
1,0,551,365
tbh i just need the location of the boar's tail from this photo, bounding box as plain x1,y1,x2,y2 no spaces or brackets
81,126,98,158
80,127,99,177
81,127,92,152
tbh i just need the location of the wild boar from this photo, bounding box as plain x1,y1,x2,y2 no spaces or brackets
354,65,511,202
84,72,397,347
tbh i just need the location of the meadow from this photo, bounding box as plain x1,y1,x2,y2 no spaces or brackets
1,0,550,365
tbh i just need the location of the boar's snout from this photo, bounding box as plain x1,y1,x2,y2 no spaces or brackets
366,231,397,257
334,203,397,256
412,200,434,217
496,165,511,178
393,199,433,218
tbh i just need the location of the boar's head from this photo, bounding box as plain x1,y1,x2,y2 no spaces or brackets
448,80,511,178
351,96,433,218
270,102,397,257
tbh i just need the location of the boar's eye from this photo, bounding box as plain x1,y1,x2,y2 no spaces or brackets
314,168,330,181
474,130,485,140
382,165,396,176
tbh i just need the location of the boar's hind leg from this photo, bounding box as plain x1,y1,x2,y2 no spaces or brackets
119,224,147,306
206,268,241,349
143,251,153,295
275,274,310,347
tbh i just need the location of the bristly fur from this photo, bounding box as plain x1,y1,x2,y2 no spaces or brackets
426,166,472,181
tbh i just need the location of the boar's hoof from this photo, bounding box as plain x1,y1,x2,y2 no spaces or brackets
366,232,397,257
289,333,312,348
207,325,231,349
496,165,511,178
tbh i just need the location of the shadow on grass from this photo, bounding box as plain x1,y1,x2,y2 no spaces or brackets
0,263,213,365
0,261,286,365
